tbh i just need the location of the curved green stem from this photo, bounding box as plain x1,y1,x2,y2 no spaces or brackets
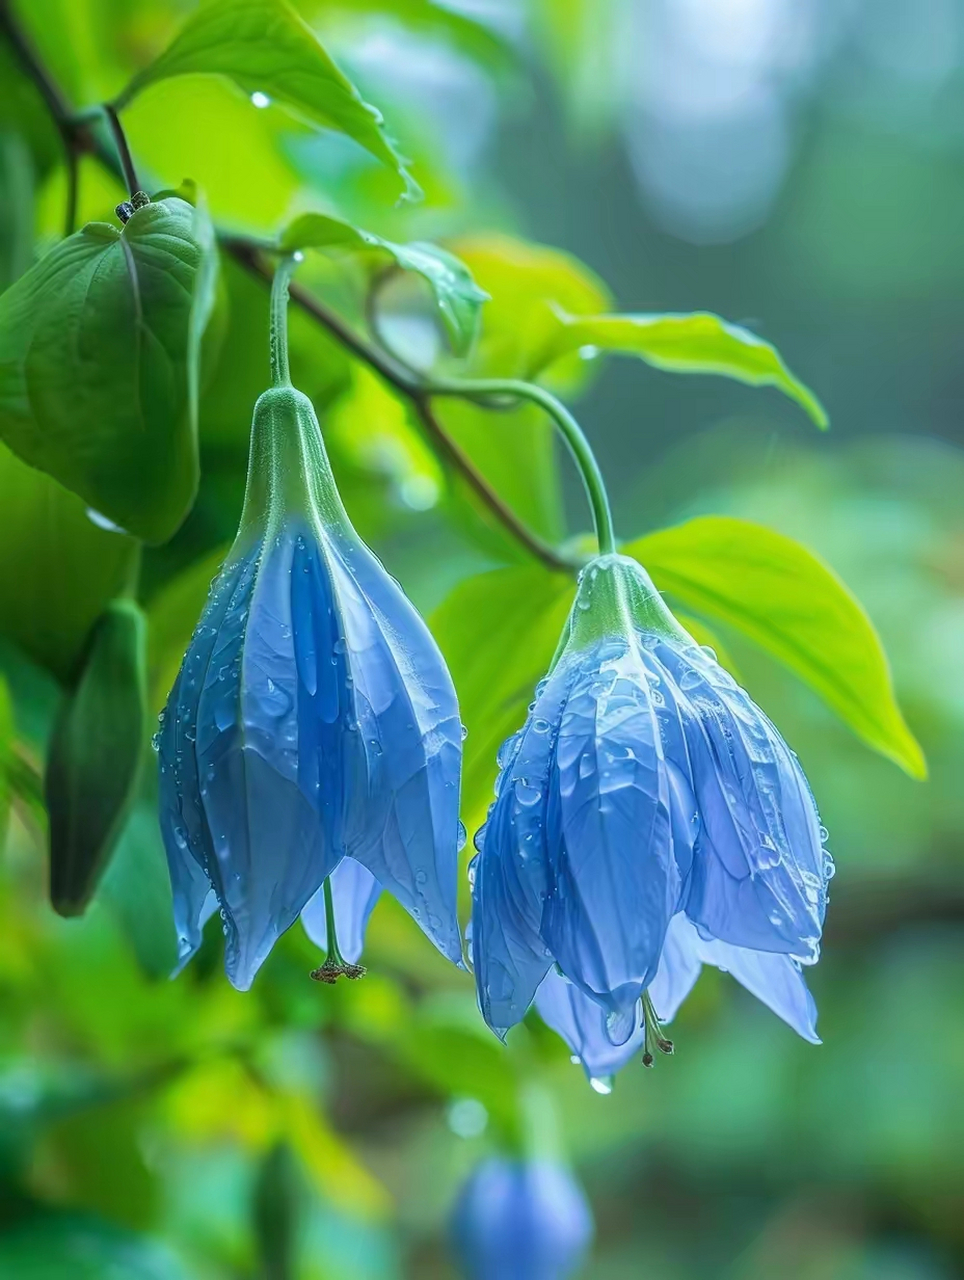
269,253,300,388
428,377,616,557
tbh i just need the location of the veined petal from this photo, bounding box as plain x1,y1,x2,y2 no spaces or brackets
302,857,381,964
326,529,464,965
648,911,702,1024
650,912,820,1042
650,638,829,964
157,552,257,970
535,969,645,1082
543,639,681,1019
195,528,352,990
470,675,568,1035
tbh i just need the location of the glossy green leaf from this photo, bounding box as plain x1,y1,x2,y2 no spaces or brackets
45,599,148,916
546,310,829,428
626,516,925,777
0,196,217,543
116,0,417,199
280,212,489,355
431,564,574,826
0,443,139,682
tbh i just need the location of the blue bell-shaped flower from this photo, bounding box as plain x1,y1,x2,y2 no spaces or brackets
451,1157,593,1280
471,552,831,1065
158,260,463,990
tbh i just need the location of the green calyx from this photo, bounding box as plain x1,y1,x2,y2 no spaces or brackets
239,385,351,540
238,254,353,543
562,553,693,656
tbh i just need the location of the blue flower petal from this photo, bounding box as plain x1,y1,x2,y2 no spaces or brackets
470,677,568,1035
542,640,682,1020
535,969,645,1081
194,529,352,989
451,1157,594,1280
650,912,820,1042
302,857,381,964
651,638,828,963
326,530,464,965
157,552,257,970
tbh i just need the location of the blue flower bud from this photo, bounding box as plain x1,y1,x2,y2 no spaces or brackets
451,1157,593,1280
158,384,463,989
471,552,831,1063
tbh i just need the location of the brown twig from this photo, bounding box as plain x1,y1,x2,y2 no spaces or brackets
1,5,571,574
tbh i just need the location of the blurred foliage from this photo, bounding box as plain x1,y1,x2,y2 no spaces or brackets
0,0,961,1278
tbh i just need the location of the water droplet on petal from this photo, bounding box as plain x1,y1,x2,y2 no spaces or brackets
590,1076,613,1095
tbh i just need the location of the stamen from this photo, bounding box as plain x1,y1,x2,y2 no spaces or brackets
309,875,366,984
641,992,674,1068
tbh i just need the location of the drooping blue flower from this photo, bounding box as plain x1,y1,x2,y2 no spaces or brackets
471,552,832,1068
158,383,463,990
451,1157,593,1280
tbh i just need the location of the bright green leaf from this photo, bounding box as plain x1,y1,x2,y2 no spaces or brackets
626,516,925,777
546,310,829,428
116,0,417,200
431,564,574,826
0,196,217,544
280,212,488,355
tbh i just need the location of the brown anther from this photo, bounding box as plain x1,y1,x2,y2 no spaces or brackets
310,960,367,984
657,1037,675,1055
642,1052,655,1068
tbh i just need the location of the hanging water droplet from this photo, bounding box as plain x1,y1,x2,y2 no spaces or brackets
250,90,271,109
589,1076,613,1096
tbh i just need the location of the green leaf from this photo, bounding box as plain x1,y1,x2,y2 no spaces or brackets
545,310,829,428
97,796,178,980
116,0,417,200
0,132,33,291
431,564,574,826
0,443,139,683
0,1215,189,1280
45,599,148,916
625,516,925,777
280,212,489,356
0,196,217,544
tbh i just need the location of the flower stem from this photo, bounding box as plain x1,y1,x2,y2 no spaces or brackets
269,254,300,389
428,377,616,557
103,103,139,195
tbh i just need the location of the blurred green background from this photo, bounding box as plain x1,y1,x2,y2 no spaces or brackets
2,0,963,1276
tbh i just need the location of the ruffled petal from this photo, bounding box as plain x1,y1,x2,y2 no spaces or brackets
535,969,644,1082
543,640,681,1019
301,857,381,964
